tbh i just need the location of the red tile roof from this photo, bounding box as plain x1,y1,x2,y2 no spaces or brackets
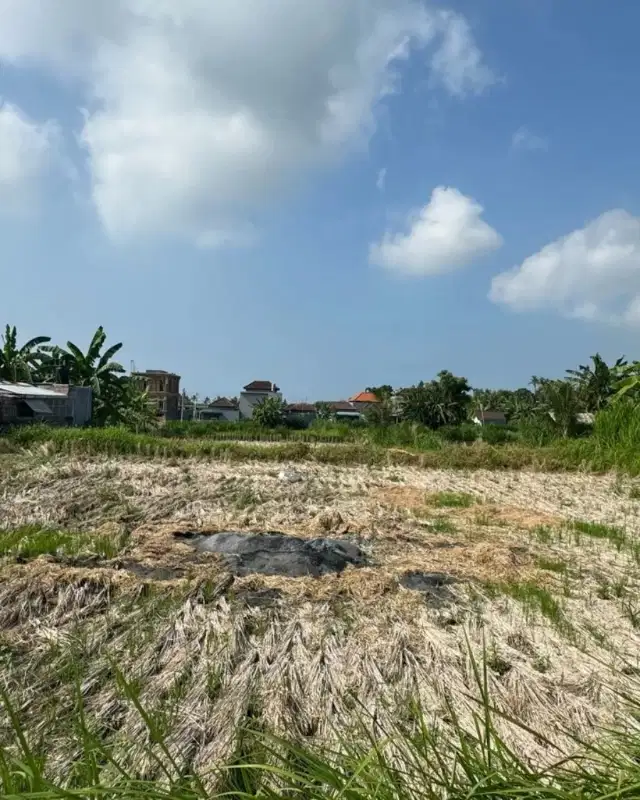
243,380,280,392
349,391,380,403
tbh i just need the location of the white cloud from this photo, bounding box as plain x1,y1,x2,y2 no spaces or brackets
511,126,548,152
0,101,58,213
370,186,503,276
376,167,387,191
430,11,498,96
0,1,496,245
490,209,640,326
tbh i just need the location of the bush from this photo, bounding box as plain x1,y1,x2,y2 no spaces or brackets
517,416,559,447
480,424,513,445
439,424,479,443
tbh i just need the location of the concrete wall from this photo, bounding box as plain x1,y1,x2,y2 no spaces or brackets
239,391,281,419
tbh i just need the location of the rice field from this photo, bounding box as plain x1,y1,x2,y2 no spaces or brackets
2,453,640,794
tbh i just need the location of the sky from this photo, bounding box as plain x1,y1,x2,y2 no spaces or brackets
1,1,640,401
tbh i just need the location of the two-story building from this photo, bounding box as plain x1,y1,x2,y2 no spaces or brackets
132,370,181,422
239,380,281,419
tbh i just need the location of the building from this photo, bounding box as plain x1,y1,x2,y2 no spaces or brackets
132,370,181,422
201,397,240,422
284,402,317,421
0,382,92,427
330,401,362,421
472,410,507,426
239,380,281,419
349,391,380,406
349,391,381,414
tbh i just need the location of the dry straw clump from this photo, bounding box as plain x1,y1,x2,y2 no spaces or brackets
1,454,640,784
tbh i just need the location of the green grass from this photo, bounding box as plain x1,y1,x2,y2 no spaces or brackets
428,517,457,534
486,580,568,632
571,520,627,549
533,525,555,544
536,556,568,574
428,491,476,508
0,524,127,561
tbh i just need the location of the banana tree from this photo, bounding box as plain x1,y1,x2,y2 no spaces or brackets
566,353,626,411
612,361,640,403
0,325,51,382
59,327,125,424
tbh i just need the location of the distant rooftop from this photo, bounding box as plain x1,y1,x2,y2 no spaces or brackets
132,369,180,377
210,397,239,409
243,380,280,392
473,410,507,421
349,391,380,403
285,402,316,413
0,381,69,398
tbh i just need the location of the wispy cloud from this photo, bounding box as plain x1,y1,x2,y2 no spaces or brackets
511,126,549,152
376,167,387,192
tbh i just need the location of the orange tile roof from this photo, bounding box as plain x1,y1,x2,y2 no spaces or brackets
349,391,380,403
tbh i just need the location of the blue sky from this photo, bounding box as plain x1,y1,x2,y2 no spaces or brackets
1,1,640,401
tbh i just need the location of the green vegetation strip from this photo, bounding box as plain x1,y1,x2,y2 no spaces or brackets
0,423,629,472
0,524,127,561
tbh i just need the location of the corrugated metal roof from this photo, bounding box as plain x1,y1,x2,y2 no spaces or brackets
0,382,68,398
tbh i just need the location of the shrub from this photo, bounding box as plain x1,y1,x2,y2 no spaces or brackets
439,424,478,443
480,424,512,445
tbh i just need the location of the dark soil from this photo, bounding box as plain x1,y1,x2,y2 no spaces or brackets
174,530,367,578
399,571,458,607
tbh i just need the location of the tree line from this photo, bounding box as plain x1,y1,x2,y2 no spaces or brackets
0,325,155,430
256,356,640,437
364,355,640,437
3,323,639,437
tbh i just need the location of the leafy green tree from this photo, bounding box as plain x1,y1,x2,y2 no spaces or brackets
566,353,626,412
253,396,285,427
471,387,536,422
399,371,471,429
314,401,333,421
364,396,394,426
366,385,393,401
112,380,159,432
0,325,50,382
55,327,126,425
536,379,580,438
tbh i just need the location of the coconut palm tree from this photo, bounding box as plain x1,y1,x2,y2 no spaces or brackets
0,325,50,382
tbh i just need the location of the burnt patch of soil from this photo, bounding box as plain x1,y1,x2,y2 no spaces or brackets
399,571,458,607
174,530,367,578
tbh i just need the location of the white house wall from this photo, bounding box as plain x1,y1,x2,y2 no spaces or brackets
239,391,280,419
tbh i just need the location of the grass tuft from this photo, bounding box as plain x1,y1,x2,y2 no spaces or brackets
0,524,127,561
571,520,627,549
535,556,567,574
428,491,476,508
